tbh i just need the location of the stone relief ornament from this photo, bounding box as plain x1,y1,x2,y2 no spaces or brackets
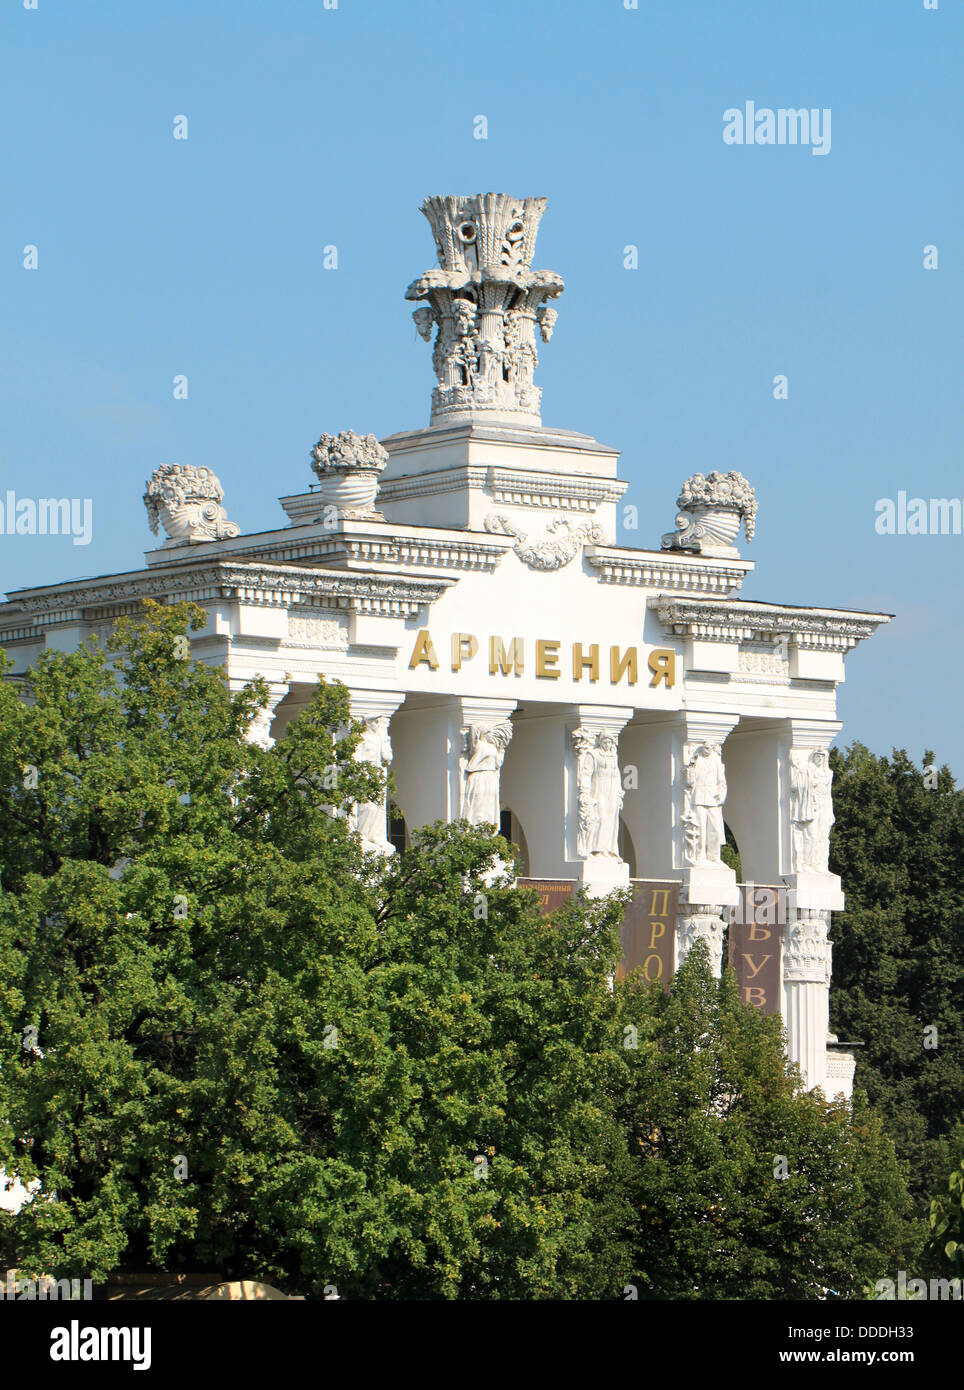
484,514,604,570
310,429,388,518
789,748,835,873
785,911,832,983
144,464,241,545
676,905,726,977
572,728,624,859
405,193,565,423
459,721,513,827
349,716,394,854
661,470,757,556
681,742,727,865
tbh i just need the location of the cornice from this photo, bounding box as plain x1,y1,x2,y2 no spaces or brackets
651,596,892,651
2,560,453,625
585,546,751,597
485,467,627,513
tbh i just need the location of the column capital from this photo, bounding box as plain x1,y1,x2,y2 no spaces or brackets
343,686,407,722
784,911,832,984
784,718,842,751
453,695,518,727
568,704,634,736
230,680,289,749
676,710,740,747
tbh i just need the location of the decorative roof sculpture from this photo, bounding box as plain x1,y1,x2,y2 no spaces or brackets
661,470,757,557
144,464,240,545
405,193,564,426
310,429,388,518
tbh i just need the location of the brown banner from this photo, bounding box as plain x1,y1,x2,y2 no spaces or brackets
727,885,784,1013
518,879,576,915
617,881,678,987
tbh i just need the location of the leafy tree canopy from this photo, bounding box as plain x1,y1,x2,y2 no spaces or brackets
0,608,922,1298
828,743,964,1208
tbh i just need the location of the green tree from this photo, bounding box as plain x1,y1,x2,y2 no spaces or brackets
828,743,964,1204
617,944,921,1299
926,1158,964,1285
0,601,632,1298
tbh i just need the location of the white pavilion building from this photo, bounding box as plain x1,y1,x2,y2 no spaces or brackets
0,193,889,1099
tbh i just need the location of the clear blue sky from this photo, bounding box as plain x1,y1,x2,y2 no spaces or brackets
2,0,961,773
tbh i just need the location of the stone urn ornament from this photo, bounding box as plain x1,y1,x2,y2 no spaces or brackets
661,470,756,557
310,429,388,518
144,464,241,545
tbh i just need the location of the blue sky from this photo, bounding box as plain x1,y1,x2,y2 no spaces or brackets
1,0,961,772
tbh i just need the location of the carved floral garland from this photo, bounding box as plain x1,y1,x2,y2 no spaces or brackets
484,514,604,570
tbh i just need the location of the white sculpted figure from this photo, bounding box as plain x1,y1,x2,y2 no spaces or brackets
573,729,624,859
789,748,835,872
461,723,512,828
682,743,727,864
351,716,394,854
590,734,623,856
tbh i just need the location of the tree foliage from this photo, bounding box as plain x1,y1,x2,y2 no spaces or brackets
0,610,922,1297
828,743,964,1206
617,945,920,1299
0,602,631,1297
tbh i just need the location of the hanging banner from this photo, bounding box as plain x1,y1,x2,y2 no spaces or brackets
727,884,785,1014
617,881,678,987
518,879,576,915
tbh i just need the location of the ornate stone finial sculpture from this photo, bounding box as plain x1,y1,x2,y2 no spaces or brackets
405,193,565,425
789,748,835,873
350,715,395,854
460,721,513,827
681,742,727,865
572,728,625,859
144,464,241,545
661,470,757,557
310,429,388,519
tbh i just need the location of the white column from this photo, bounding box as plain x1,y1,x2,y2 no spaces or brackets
344,687,406,855
677,712,740,975
726,715,844,1091
783,910,832,1092
619,710,738,975
780,719,844,912
232,680,290,749
779,718,844,1092
568,705,634,896
389,695,516,833
453,696,518,829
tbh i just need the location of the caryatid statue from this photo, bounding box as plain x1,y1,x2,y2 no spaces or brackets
789,748,835,872
573,729,625,859
682,742,727,865
351,716,394,854
461,722,513,828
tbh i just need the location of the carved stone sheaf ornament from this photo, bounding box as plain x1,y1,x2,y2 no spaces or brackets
310,429,388,518
661,470,757,557
483,514,604,570
405,193,565,424
144,464,241,545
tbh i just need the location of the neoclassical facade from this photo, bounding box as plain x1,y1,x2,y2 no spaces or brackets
0,193,888,1099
